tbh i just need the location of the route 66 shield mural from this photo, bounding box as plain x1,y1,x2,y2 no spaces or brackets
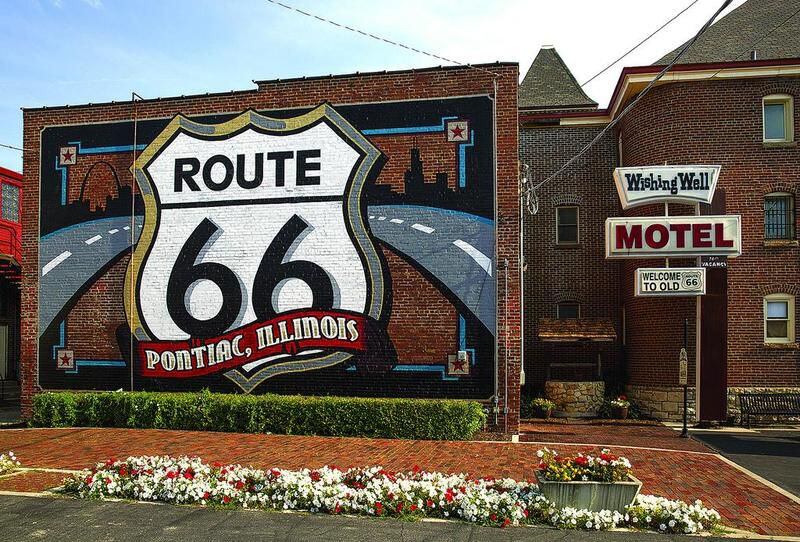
36,94,496,399
126,105,390,392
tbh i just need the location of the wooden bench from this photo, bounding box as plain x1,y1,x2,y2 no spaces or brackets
739,393,800,427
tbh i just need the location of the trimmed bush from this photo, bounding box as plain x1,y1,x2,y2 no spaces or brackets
31,390,486,441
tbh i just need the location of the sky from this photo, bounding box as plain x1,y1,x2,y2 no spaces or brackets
0,0,747,172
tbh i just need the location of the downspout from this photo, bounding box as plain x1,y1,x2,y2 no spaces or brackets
492,77,499,427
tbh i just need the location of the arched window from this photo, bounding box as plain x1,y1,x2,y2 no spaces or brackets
556,206,579,244
763,94,794,143
764,192,795,240
557,302,580,319
764,294,795,344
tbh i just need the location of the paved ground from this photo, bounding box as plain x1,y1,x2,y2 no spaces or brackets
519,420,709,452
1,427,799,536
0,495,760,542
692,429,800,497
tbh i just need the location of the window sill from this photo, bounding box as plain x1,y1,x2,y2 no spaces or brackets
764,239,799,248
554,243,582,249
762,141,797,149
762,342,799,350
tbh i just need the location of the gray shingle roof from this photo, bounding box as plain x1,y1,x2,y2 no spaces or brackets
519,47,597,110
656,0,800,65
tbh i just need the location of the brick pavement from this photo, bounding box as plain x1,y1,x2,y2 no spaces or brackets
0,428,798,535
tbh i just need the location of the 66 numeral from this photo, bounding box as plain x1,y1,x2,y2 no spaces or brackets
166,215,334,339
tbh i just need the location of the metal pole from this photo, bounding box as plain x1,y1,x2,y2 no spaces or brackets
681,318,689,438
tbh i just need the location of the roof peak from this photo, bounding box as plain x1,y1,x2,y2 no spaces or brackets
519,46,597,110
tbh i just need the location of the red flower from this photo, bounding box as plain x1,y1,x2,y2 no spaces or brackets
334,504,341,514
523,509,529,518
166,471,177,479
222,495,231,504
183,471,194,480
619,395,627,401
490,513,497,521
410,504,418,512
118,467,128,477
270,468,281,478
574,456,589,466
502,518,511,528
203,491,211,500
426,499,434,508
444,489,454,503
396,502,404,513
84,475,93,485
412,465,421,474
234,480,245,490
459,486,466,494
310,471,321,482
375,502,383,515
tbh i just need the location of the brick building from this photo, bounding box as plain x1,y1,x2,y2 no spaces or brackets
520,0,800,421
21,64,522,432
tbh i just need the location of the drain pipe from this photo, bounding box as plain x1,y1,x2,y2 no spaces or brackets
503,258,509,433
492,77,499,428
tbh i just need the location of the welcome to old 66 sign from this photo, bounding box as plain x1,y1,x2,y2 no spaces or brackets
126,105,390,393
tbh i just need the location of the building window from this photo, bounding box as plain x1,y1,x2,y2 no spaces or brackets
1,184,19,223
764,294,795,344
556,206,579,244
762,94,794,142
557,302,580,319
764,193,795,240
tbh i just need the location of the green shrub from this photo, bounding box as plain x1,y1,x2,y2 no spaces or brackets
31,391,486,440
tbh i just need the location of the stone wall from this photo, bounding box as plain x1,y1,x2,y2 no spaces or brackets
545,380,605,417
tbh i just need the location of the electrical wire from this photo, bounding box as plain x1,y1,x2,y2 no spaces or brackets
264,0,502,78
581,0,701,87
523,0,734,214
0,142,27,153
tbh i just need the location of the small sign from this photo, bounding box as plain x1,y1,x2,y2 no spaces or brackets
605,215,741,259
701,255,728,268
448,351,470,375
678,348,688,386
56,349,75,370
613,165,720,209
59,146,77,166
635,267,706,297
446,120,469,142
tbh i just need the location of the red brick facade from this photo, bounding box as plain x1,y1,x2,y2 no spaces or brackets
21,64,522,432
619,77,800,390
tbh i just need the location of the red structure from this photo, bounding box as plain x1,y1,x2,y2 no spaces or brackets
0,166,21,393
0,167,22,273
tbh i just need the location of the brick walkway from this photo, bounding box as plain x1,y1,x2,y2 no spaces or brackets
0,427,799,536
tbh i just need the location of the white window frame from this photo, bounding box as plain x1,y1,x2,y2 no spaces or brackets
762,94,794,143
764,293,795,344
556,205,579,245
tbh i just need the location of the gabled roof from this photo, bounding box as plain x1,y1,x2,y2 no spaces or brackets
519,46,597,110
656,0,800,65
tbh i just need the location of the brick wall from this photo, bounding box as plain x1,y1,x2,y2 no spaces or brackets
22,64,522,432
618,76,800,390
519,125,621,389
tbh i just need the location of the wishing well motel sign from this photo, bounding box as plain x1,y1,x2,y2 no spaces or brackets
607,165,741,297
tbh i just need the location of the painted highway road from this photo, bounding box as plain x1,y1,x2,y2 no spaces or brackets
39,215,143,335
39,206,494,336
368,205,495,333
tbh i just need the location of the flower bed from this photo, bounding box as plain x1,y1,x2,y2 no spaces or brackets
0,451,20,475
61,455,722,533
536,447,632,482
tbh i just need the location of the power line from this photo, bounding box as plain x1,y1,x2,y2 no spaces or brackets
264,0,502,78
0,142,27,153
581,0,700,87
523,0,734,213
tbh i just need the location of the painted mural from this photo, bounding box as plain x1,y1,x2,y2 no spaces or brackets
38,96,496,398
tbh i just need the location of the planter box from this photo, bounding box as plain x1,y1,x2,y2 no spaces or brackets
536,473,642,513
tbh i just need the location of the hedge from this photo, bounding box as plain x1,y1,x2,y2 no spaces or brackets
31,390,486,441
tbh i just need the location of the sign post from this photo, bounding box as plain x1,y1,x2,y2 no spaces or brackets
680,318,689,438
